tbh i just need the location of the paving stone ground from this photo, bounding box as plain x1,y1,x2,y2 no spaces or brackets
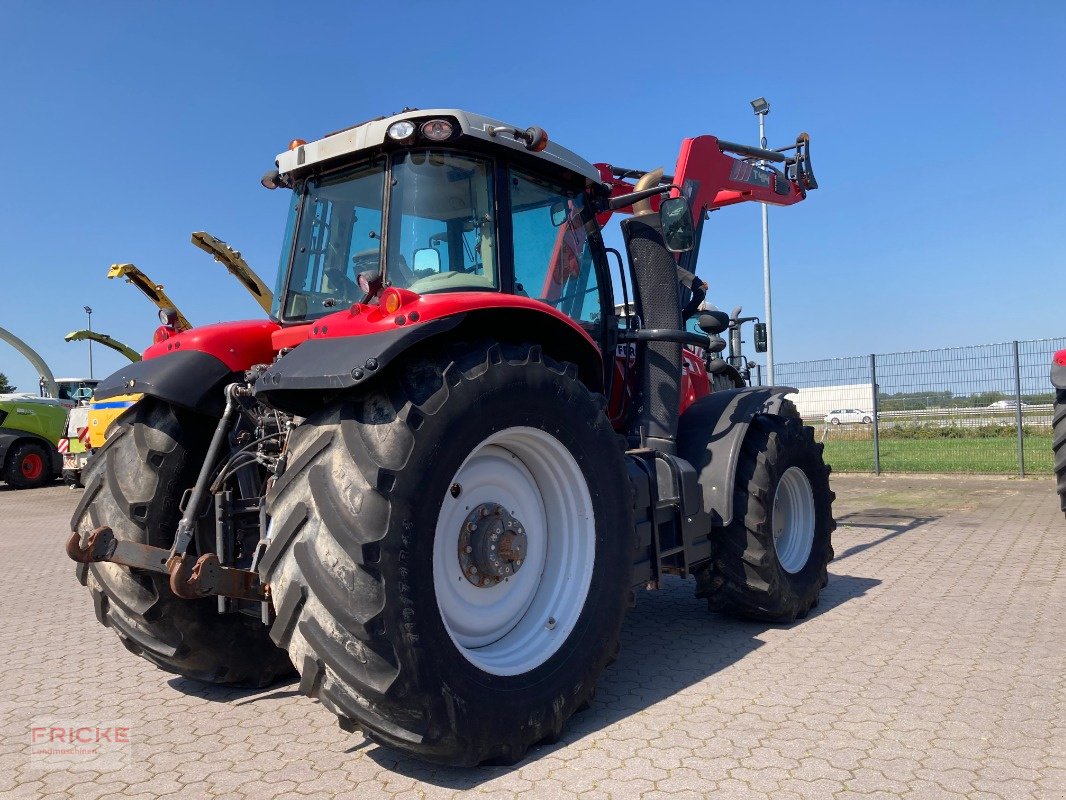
0,473,1062,799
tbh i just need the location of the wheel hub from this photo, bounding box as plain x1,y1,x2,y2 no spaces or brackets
458,503,528,588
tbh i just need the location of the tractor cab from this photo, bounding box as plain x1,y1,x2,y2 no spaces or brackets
267,111,619,344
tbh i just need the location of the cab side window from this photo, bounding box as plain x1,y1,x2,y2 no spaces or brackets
509,169,601,328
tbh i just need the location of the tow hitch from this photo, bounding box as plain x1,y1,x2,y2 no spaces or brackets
65,382,270,605
65,526,269,603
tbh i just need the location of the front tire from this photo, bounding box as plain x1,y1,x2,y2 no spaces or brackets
261,341,634,765
695,404,835,621
70,400,294,686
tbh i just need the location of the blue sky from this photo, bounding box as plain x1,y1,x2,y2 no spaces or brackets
1,1,1063,392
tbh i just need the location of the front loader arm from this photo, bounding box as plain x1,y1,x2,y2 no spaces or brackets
191,231,274,315
64,330,142,363
596,131,816,225
107,264,193,331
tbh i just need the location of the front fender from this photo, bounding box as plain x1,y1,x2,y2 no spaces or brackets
1053,350,1066,390
676,386,797,527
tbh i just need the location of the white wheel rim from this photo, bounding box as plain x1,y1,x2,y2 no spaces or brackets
771,466,815,574
432,426,595,676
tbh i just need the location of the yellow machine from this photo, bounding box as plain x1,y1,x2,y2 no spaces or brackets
106,263,193,331
190,231,274,314
64,330,141,363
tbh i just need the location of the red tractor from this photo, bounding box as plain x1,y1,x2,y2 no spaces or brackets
68,109,831,766
1054,349,1066,516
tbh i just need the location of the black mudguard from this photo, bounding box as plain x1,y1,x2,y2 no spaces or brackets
1052,358,1066,390
93,350,234,417
676,386,797,527
254,316,463,416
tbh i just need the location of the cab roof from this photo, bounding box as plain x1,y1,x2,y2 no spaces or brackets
275,108,602,185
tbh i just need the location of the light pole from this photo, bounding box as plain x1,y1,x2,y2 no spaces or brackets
750,97,774,385
84,306,94,379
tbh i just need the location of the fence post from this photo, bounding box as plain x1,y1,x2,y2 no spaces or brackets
1012,340,1025,477
870,353,881,475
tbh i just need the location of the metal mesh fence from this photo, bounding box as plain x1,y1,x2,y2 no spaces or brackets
771,337,1066,475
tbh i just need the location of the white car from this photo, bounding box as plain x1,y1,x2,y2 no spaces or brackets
987,400,1029,409
824,408,874,425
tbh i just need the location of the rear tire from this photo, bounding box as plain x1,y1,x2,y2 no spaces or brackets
695,402,835,622
1054,389,1065,516
862,415,872,424
4,440,53,489
71,400,294,687
261,341,634,765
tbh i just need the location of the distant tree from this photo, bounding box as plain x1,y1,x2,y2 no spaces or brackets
1023,391,1055,404
0,372,15,393
877,390,955,411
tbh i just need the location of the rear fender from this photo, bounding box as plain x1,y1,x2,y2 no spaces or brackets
255,301,604,416
92,351,235,417
676,386,797,526
94,320,280,416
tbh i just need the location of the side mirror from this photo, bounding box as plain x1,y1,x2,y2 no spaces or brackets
412,248,441,274
659,196,695,252
697,311,730,335
550,200,568,227
753,322,768,353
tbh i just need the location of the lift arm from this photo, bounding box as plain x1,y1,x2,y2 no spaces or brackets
0,324,59,398
190,231,274,314
64,330,142,363
107,264,193,331
597,132,815,221
596,131,817,279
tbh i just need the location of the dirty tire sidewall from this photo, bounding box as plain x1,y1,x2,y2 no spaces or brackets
696,403,835,622
71,399,294,687
262,341,634,766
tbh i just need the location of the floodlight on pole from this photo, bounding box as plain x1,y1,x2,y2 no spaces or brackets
751,97,774,385
84,306,94,379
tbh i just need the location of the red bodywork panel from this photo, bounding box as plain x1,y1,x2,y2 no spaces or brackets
143,320,280,372
284,291,600,352
1056,349,1066,367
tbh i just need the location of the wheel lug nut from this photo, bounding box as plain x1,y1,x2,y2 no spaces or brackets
545,617,557,630
464,545,472,554
466,522,477,532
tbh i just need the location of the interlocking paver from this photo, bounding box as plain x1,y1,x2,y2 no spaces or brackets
1,473,1063,798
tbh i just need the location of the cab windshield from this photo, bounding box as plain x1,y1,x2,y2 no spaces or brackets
274,150,497,321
